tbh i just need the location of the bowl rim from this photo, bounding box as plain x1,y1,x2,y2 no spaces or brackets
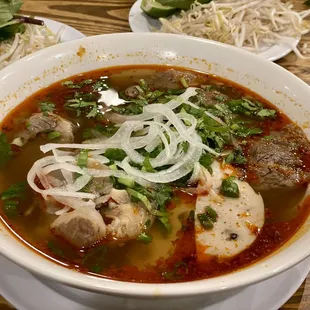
0,32,310,298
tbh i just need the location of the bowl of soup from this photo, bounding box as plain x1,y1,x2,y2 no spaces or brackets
0,33,309,298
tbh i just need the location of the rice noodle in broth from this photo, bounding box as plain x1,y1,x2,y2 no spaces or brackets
0,65,309,283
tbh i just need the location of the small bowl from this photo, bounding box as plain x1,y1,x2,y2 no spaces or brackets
0,33,310,299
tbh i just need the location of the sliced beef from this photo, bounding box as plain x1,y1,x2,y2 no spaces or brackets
12,113,75,147
51,208,106,248
248,124,310,190
148,69,200,89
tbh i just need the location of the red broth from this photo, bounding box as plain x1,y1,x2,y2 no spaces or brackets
0,65,309,283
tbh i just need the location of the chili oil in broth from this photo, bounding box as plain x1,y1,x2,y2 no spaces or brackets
0,65,309,283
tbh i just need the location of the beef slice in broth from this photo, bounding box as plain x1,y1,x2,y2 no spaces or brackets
248,124,310,190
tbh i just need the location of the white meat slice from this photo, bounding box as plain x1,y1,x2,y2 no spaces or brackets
51,208,106,248
195,161,265,261
104,203,153,240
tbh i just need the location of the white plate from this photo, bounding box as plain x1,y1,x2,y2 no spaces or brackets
0,254,309,310
128,0,299,62
39,17,85,42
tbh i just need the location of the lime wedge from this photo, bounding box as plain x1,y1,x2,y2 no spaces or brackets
141,0,177,19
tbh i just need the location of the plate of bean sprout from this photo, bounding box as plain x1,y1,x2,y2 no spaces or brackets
129,0,310,61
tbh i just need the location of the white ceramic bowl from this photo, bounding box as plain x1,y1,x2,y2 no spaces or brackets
0,33,310,299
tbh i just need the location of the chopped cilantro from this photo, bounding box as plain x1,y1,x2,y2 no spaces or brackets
47,240,64,258
1,182,26,200
221,176,240,198
104,148,127,161
142,156,155,172
197,213,214,229
137,232,153,244
82,245,107,273
62,79,93,89
39,102,55,116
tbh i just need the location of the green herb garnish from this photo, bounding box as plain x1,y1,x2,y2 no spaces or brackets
137,232,153,244
47,131,61,140
1,181,26,217
104,148,127,161
221,176,240,198
62,79,93,89
38,102,55,116
47,240,64,258
77,150,88,168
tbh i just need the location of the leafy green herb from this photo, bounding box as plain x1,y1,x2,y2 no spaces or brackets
92,77,109,92
221,176,240,198
0,132,11,167
197,206,218,230
205,206,218,222
1,181,26,200
0,0,24,41
199,153,214,171
82,124,118,140
127,188,154,214
225,150,247,165
104,148,127,161
257,109,277,119
3,200,18,217
82,245,107,273
47,131,61,140
142,156,155,172
227,98,276,119
137,232,153,244
61,79,93,89
263,135,273,140
1,181,26,217
47,240,64,257
39,102,55,116
162,261,188,280
111,99,148,115
77,150,88,168
197,213,214,229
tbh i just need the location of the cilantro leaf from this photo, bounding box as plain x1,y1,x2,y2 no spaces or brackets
1,181,26,200
104,148,127,161
221,176,240,198
39,102,55,116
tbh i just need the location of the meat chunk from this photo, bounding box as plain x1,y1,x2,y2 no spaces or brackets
51,208,106,248
248,124,310,190
102,203,153,240
12,113,75,146
125,86,140,98
148,69,200,89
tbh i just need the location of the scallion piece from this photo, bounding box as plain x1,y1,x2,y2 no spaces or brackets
47,131,61,140
77,150,89,168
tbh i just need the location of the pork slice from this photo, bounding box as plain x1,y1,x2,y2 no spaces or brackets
51,208,106,248
248,124,310,190
103,203,153,240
